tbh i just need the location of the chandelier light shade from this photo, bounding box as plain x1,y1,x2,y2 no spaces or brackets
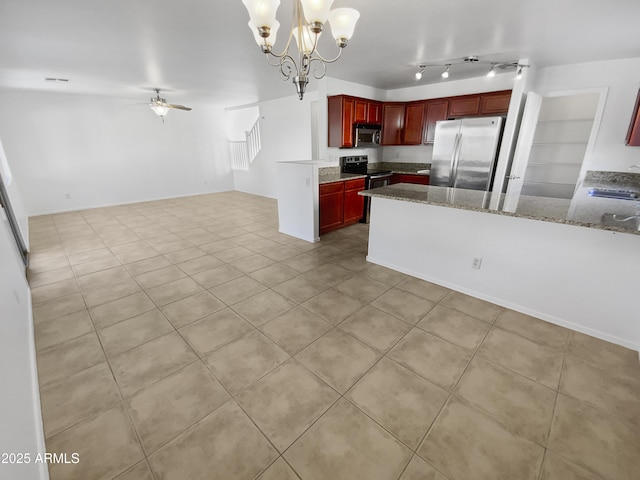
242,0,360,99
328,8,360,46
292,25,320,54
249,20,280,48
300,0,334,25
242,0,280,29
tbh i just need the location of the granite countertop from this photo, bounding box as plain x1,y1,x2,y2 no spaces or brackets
360,171,640,235
318,171,367,184
318,163,431,185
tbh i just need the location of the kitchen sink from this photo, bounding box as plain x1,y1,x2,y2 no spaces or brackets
601,213,640,232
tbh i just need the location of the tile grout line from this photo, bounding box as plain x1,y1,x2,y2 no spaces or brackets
407,304,500,471
535,327,572,480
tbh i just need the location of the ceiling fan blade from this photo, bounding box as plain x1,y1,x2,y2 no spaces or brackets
167,104,192,111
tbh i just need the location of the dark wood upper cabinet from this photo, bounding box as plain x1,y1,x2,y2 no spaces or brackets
367,101,383,124
328,95,384,148
354,98,368,124
448,95,481,117
626,89,640,146
381,103,405,145
328,95,354,148
402,102,426,145
329,90,510,148
480,90,512,115
423,99,449,144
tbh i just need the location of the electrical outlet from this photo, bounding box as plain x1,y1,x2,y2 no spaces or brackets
472,257,482,269
305,177,311,186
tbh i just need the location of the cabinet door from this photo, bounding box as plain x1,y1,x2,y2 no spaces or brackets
367,101,383,124
327,95,354,148
354,98,368,123
343,178,365,225
480,90,512,115
390,174,430,185
402,102,426,145
319,182,345,234
423,99,449,144
626,89,640,146
340,97,355,147
448,95,481,117
381,103,405,145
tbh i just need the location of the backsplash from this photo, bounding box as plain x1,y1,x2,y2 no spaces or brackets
583,171,640,189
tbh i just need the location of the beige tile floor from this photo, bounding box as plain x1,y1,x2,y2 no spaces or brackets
27,191,640,480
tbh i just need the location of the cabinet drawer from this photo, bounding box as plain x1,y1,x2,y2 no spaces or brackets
390,174,430,185
344,178,365,191
319,182,345,195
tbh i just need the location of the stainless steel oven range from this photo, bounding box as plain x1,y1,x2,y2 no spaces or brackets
340,155,393,223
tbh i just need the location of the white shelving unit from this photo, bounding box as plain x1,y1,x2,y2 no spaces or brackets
521,94,599,199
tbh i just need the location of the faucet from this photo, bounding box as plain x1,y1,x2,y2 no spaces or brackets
612,212,640,231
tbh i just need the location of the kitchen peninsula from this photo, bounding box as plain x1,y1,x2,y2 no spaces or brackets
361,178,640,352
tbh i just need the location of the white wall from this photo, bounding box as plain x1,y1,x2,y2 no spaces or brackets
532,57,640,172
276,161,319,242
0,205,48,480
0,90,234,215
226,105,260,142
233,92,316,198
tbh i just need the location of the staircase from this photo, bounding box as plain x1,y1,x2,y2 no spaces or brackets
230,118,261,171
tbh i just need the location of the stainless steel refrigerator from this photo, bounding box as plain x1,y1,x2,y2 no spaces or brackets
430,116,504,191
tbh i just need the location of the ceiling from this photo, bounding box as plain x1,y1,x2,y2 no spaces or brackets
1,0,639,109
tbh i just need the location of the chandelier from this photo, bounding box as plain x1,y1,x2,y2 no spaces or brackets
242,0,360,100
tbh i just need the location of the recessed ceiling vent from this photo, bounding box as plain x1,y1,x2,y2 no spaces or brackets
45,77,70,82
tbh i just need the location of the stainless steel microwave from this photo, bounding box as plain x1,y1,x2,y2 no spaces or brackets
354,124,381,148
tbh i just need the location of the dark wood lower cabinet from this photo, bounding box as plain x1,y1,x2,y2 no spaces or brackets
344,179,365,225
319,178,365,234
319,182,344,234
390,173,430,185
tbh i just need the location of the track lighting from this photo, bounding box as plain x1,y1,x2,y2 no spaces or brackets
412,57,529,82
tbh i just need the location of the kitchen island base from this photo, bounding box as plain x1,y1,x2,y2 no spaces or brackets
366,196,639,352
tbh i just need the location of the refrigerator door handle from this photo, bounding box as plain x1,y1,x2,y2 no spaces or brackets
450,133,463,187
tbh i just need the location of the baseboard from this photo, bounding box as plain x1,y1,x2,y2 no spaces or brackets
367,255,640,353
25,188,268,217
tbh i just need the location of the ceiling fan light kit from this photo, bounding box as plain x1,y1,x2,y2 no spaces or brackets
242,0,360,100
149,89,192,123
414,56,529,82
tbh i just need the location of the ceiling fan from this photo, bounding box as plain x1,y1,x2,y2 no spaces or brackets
149,89,192,121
